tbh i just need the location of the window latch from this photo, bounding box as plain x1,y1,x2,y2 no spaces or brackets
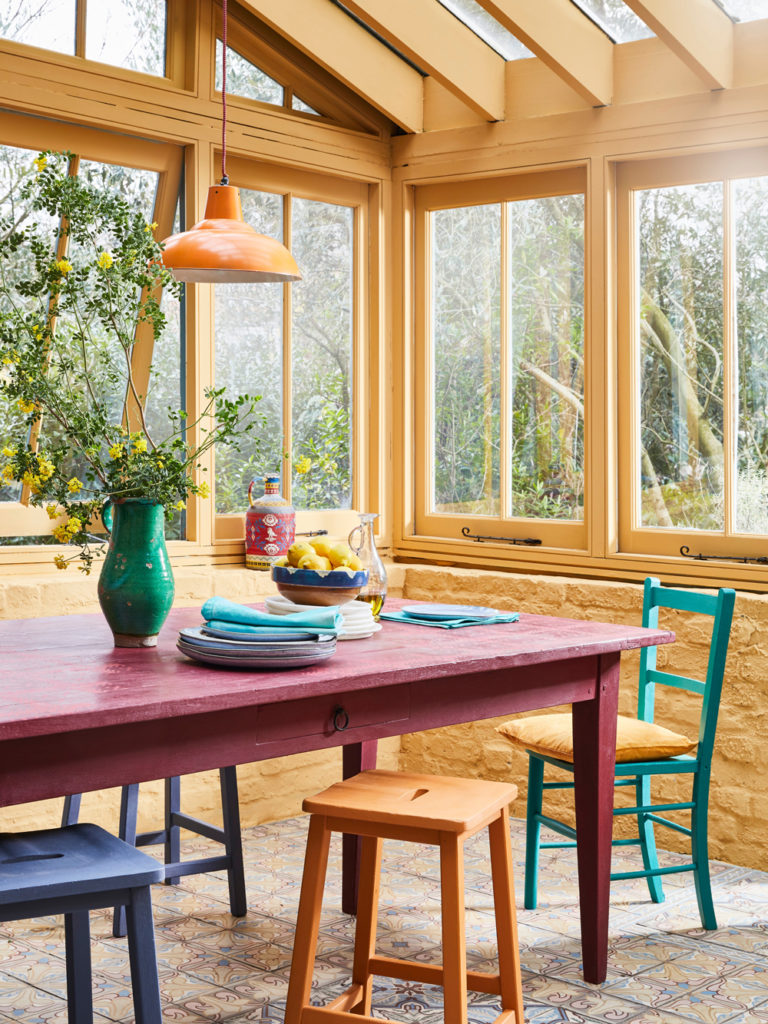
680,546,768,565
461,528,542,546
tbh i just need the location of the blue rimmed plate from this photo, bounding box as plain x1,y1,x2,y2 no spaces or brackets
401,603,500,621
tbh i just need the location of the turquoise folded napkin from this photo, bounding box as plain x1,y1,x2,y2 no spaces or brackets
379,610,519,629
201,597,342,633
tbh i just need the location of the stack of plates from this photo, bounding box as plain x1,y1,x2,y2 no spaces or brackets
177,626,337,669
265,594,382,641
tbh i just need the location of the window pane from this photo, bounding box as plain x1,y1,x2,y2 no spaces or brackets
290,198,353,510
86,0,166,76
0,0,75,53
292,96,320,116
437,0,532,59
570,0,653,41
0,143,59,505
214,189,283,514
431,204,501,516
215,40,283,105
734,175,768,533
509,194,584,520
636,182,724,530
716,0,768,21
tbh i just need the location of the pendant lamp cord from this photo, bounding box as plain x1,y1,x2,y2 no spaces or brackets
221,0,229,185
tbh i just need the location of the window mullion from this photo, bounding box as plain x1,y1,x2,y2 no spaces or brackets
500,201,511,520
282,190,293,502
75,0,86,58
723,177,736,538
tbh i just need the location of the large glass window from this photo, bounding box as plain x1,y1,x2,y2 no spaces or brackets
619,151,768,557
415,170,586,548
214,166,363,522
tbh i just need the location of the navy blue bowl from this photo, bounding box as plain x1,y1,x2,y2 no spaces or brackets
272,565,369,606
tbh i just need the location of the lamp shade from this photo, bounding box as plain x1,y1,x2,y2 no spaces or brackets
161,184,301,283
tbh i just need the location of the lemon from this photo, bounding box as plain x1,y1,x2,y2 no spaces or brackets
348,554,363,571
298,553,332,571
309,536,334,559
328,542,353,568
287,541,314,567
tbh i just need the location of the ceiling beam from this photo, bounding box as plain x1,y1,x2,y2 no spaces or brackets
339,0,506,122
622,0,733,90
474,0,613,107
240,0,424,132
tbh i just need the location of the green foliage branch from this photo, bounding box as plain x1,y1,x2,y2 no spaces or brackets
0,151,263,571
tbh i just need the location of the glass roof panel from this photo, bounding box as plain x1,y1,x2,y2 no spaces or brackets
437,0,533,60
715,0,768,20
570,0,653,42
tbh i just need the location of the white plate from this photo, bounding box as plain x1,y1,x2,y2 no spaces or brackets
401,603,500,621
338,622,383,641
266,595,374,624
177,641,336,669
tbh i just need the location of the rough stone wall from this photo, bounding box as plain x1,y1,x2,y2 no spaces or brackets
0,564,405,834
397,566,768,873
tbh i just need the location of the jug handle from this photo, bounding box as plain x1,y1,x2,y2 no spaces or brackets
248,480,256,507
101,500,114,537
348,524,361,554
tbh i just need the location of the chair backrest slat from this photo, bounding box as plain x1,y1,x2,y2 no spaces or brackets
637,577,735,765
646,669,706,696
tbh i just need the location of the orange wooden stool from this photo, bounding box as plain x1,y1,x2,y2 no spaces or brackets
285,769,525,1024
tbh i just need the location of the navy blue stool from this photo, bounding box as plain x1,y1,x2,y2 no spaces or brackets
63,767,246,936
0,823,163,1024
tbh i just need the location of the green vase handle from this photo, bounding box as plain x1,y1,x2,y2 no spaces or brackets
102,500,114,536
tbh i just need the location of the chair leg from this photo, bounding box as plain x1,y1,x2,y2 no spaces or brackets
164,776,181,885
64,910,92,1024
525,755,544,910
113,783,140,939
125,885,162,1024
220,766,247,918
439,832,468,1024
351,835,382,1015
488,807,525,1021
691,771,717,930
285,815,332,1024
62,794,82,828
636,775,664,904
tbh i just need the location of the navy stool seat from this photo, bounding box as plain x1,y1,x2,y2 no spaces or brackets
63,767,246,937
0,824,163,1023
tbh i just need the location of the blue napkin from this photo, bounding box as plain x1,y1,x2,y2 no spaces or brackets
201,597,343,634
379,610,519,629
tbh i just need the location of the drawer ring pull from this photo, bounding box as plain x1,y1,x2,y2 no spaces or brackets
332,706,350,732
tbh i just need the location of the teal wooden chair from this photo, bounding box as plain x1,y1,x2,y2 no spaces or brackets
497,577,735,929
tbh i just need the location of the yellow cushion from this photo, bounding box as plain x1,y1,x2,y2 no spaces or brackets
496,713,696,763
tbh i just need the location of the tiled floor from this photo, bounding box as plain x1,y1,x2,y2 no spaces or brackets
1,815,767,1023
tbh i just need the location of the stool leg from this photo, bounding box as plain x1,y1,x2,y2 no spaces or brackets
220,766,247,918
164,776,181,885
285,815,332,1024
488,807,525,1022
113,783,140,938
351,836,382,1014
439,833,468,1024
125,886,162,1024
62,794,82,828
64,910,92,1024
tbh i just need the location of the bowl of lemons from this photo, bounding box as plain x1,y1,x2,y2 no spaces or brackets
272,537,369,606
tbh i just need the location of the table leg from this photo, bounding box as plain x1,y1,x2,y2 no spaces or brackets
571,651,620,984
341,740,378,914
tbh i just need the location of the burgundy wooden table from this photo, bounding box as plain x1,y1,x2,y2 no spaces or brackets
0,600,672,984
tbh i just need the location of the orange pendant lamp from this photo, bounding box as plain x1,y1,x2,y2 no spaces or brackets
161,0,301,284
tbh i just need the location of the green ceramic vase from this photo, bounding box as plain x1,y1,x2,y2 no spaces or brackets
98,498,175,648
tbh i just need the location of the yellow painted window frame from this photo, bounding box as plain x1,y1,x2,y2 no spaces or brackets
212,156,374,548
0,110,183,565
412,166,588,552
616,146,768,561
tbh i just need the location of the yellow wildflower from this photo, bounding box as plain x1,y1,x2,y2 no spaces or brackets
67,477,83,494
144,221,158,233
21,470,35,487
295,456,312,475
97,251,114,270
108,443,124,459
132,438,148,454
53,554,68,570
2,355,15,366
46,504,60,520
29,476,41,495
198,481,210,499
66,517,82,536
174,499,186,511
55,258,72,275
33,154,47,173
37,457,55,480
2,465,15,483
1,445,16,458
17,398,35,414
52,524,69,543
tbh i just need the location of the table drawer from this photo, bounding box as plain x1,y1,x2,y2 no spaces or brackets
257,684,410,742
